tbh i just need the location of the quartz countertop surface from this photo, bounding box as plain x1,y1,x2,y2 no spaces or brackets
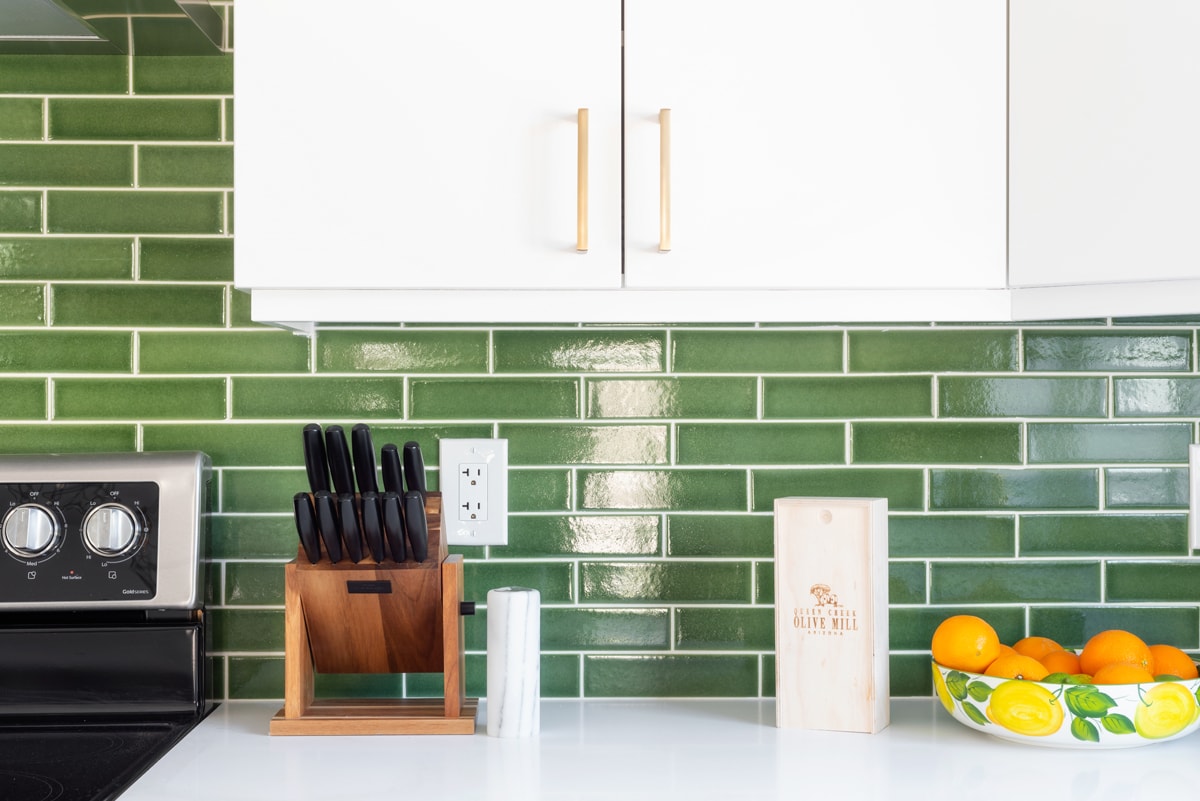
122,699,1200,800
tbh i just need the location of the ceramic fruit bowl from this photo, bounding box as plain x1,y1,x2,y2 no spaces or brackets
932,660,1200,748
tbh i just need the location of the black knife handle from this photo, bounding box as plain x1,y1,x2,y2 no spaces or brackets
313,490,342,563
359,491,386,563
325,425,356,496
351,423,378,494
402,441,426,495
337,493,364,563
381,443,404,495
381,491,406,562
302,423,330,494
403,489,428,563
293,492,322,564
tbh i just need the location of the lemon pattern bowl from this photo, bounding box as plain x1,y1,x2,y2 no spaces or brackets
932,660,1200,748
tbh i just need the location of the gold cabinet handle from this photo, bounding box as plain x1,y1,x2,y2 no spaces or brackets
577,108,589,253
659,108,671,253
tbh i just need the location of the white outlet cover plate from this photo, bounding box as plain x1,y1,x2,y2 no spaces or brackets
439,438,508,546
1190,444,1200,551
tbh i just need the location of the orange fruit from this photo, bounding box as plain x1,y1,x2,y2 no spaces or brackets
931,614,1001,673
1148,644,1200,680
984,653,1050,681
1039,649,1082,675
1092,662,1156,685
1012,636,1062,661
994,643,1017,659
1079,629,1154,676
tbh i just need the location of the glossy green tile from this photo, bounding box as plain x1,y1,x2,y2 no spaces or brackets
677,423,844,465
494,330,665,372
0,56,127,94
232,377,404,419
888,607,1025,651
128,17,224,56
675,608,774,650
0,331,130,371
0,424,134,453
0,145,132,187
464,561,574,604
853,422,1020,464
1115,378,1200,417
317,330,488,373
930,468,1099,510
53,284,224,326
140,331,310,373
0,284,44,324
1028,423,1191,463
0,237,132,279
49,99,223,141
139,237,233,281
313,674,402,700
55,377,225,419
580,561,752,603
414,654,580,699
139,145,233,187
0,379,45,419
225,562,284,605
586,377,756,419
578,469,746,511
666,514,774,558
411,378,579,419
1020,514,1187,557
0,99,42,139
1024,331,1192,372
501,424,668,465
939,377,1107,418
221,469,302,514
671,330,842,373
133,54,234,94
930,561,1101,604
1106,561,1200,602
227,657,284,699
889,562,926,604
210,608,284,651
849,330,1018,372
751,469,925,512
1105,468,1190,509
890,653,934,697
144,424,301,467
542,608,670,650
210,515,298,560
47,190,225,234
1030,607,1200,650
501,515,661,557
763,376,933,418
755,561,773,605
509,469,572,512
583,655,758,697
888,515,1015,558
0,191,40,232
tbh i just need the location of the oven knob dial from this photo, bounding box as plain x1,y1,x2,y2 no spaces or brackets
2,503,62,558
82,504,145,558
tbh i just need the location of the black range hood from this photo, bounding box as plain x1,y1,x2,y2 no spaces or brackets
0,0,224,55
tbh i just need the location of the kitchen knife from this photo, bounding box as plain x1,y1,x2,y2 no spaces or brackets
313,490,342,563
337,493,364,563
351,423,379,494
301,423,331,494
359,491,386,563
381,491,406,562
402,441,426,496
292,492,322,564
403,489,429,563
381,443,404,495
324,425,356,497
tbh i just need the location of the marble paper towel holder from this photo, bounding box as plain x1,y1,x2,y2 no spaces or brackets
270,492,478,735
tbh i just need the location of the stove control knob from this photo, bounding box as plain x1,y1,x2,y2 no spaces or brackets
2,503,62,558
82,504,144,558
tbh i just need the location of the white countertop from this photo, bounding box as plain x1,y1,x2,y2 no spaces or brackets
124,699,1200,801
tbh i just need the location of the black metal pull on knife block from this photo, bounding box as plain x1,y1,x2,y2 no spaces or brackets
270,492,478,735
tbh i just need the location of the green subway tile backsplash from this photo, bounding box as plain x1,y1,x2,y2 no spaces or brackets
1,45,1198,705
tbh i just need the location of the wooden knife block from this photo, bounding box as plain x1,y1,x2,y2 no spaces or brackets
270,492,478,735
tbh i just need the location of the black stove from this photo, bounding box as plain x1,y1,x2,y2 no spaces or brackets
0,452,213,801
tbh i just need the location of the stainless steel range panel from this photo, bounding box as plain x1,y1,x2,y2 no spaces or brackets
0,451,213,801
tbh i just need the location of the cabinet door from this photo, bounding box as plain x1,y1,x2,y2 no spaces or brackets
1010,0,1200,288
235,0,621,291
623,0,1006,290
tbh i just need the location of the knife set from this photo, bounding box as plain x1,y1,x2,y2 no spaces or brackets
295,423,430,565
271,425,478,736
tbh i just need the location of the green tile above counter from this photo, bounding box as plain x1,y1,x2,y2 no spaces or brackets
0,34,1198,703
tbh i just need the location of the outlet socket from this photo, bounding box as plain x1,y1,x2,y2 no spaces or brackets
1190,444,1200,551
440,438,508,546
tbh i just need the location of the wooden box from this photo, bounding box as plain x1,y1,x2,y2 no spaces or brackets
774,497,889,733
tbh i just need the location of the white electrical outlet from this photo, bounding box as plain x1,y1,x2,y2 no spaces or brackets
440,438,508,546
1190,444,1200,551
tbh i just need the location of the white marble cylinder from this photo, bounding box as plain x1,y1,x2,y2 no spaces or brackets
487,586,541,738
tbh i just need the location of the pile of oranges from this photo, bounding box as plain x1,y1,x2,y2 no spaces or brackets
931,614,1199,684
